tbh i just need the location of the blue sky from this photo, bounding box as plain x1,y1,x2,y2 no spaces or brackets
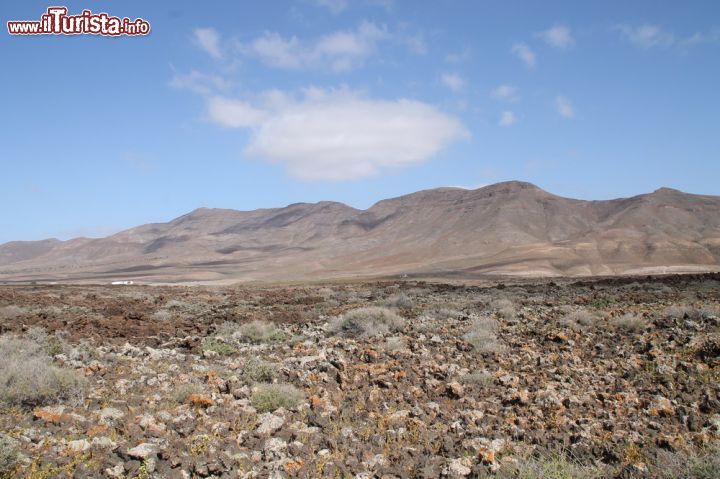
1,1,719,243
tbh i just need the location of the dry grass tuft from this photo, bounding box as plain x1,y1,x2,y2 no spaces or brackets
0,335,86,408
497,453,605,479
463,318,502,353
650,444,720,479
237,320,286,343
559,308,596,331
385,293,414,309
151,309,173,321
328,307,405,338
612,313,649,333
664,304,719,321
491,298,517,320
0,305,28,321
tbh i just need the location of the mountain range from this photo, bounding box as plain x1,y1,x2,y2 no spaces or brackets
1,181,719,283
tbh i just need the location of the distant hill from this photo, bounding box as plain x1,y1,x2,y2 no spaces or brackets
1,181,719,282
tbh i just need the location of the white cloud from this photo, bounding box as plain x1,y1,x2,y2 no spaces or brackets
511,42,536,68
193,28,222,59
365,0,394,9
538,24,574,49
616,24,674,49
441,73,465,92
243,32,302,69
240,21,388,72
498,111,518,127
681,28,720,47
207,97,269,128
616,24,720,50
169,70,232,95
206,89,468,180
309,0,393,13
309,0,348,14
445,48,471,63
401,33,427,55
555,95,575,118
491,84,519,102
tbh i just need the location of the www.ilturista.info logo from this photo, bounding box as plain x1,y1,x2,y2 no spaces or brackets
7,7,150,36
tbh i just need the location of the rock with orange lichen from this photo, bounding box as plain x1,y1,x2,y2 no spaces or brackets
186,393,214,408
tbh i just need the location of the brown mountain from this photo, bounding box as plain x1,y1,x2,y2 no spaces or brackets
1,181,719,283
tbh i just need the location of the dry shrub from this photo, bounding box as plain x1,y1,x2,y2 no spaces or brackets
463,318,502,353
0,335,86,408
458,371,494,386
651,444,720,479
0,306,27,321
328,307,405,338
491,298,517,320
382,336,407,352
497,453,605,479
432,307,463,320
612,313,649,333
317,287,335,298
151,309,173,321
238,320,286,343
164,299,189,309
559,309,596,331
664,304,719,321
25,327,69,357
0,433,20,477
385,293,413,309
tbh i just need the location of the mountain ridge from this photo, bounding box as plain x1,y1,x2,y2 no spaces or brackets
2,181,719,282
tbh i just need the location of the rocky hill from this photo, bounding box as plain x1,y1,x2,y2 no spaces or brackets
1,182,719,282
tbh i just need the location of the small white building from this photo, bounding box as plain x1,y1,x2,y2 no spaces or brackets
110,280,134,285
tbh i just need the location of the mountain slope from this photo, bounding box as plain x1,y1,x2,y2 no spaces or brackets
1,182,718,282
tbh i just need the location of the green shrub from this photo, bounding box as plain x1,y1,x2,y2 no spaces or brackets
242,358,278,383
328,307,405,337
251,383,303,413
237,320,286,343
201,336,237,356
0,335,86,408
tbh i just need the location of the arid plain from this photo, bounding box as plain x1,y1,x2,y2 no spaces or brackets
1,273,719,478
